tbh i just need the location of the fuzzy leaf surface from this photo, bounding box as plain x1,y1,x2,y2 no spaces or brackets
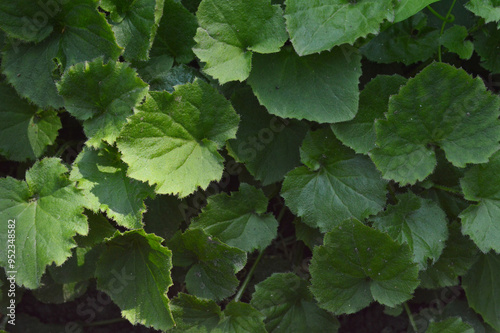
282,128,387,232
370,62,500,185
95,230,174,331
117,80,239,197
310,219,419,315
248,47,362,123
0,158,87,289
57,58,148,147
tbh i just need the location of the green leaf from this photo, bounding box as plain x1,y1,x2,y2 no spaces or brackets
462,252,500,331
190,183,278,252
31,273,88,304
1,0,122,108
251,273,339,333
394,0,440,22
248,47,362,123
372,192,448,269
440,25,474,60
360,13,439,65
227,87,308,185
57,58,148,147
0,81,61,161
459,150,500,253
310,219,420,315
331,74,407,154
70,146,154,229
213,302,267,333
151,0,198,63
473,23,500,73
143,195,185,240
95,229,175,331
170,293,222,332
48,246,102,284
100,0,165,60
465,0,500,27
370,62,500,185
117,80,239,197
0,158,87,289
193,0,288,83
419,222,479,289
167,229,247,301
282,128,388,232
284,0,394,55
426,317,474,333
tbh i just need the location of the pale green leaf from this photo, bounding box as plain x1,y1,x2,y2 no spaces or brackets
70,146,154,229
101,0,165,60
394,0,440,22
167,229,247,301
1,0,122,108
282,128,388,232
440,25,474,60
460,150,500,253
170,293,221,332
0,81,61,161
95,229,175,331
190,183,278,252
0,158,87,289
117,80,239,197
251,273,339,333
370,62,500,185
248,46,362,123
227,87,308,185
194,0,287,83
331,75,407,154
427,317,474,333
310,219,420,315
465,0,500,26
284,0,394,55
57,58,148,147
462,252,500,331
372,192,448,269
212,302,267,333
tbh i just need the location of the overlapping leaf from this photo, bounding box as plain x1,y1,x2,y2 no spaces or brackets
248,47,362,123
227,88,308,185
212,302,267,333
57,58,148,147
167,229,246,301
70,146,154,229
459,150,500,253
465,0,500,27
101,0,165,60
331,75,407,154
0,158,87,289
372,192,448,269
170,293,221,332
1,0,122,108
193,0,287,83
282,128,387,232
310,219,420,314
284,0,394,55
96,230,174,331
251,273,339,332
0,81,61,161
190,184,278,252
370,62,500,185
117,80,239,197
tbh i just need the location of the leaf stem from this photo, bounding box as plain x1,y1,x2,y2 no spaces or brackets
404,302,417,332
234,250,264,302
432,184,462,195
83,317,127,327
437,0,458,62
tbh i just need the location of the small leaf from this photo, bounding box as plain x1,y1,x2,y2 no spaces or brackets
170,293,221,332
440,25,474,60
310,219,420,315
426,317,474,333
370,62,500,185
193,0,288,83
251,273,339,333
284,0,394,55
459,150,500,253
117,80,239,197
462,252,500,331
282,128,388,232
212,302,267,333
57,58,149,148
167,229,247,301
248,47,362,123
95,229,175,331
0,158,87,289
372,192,448,269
